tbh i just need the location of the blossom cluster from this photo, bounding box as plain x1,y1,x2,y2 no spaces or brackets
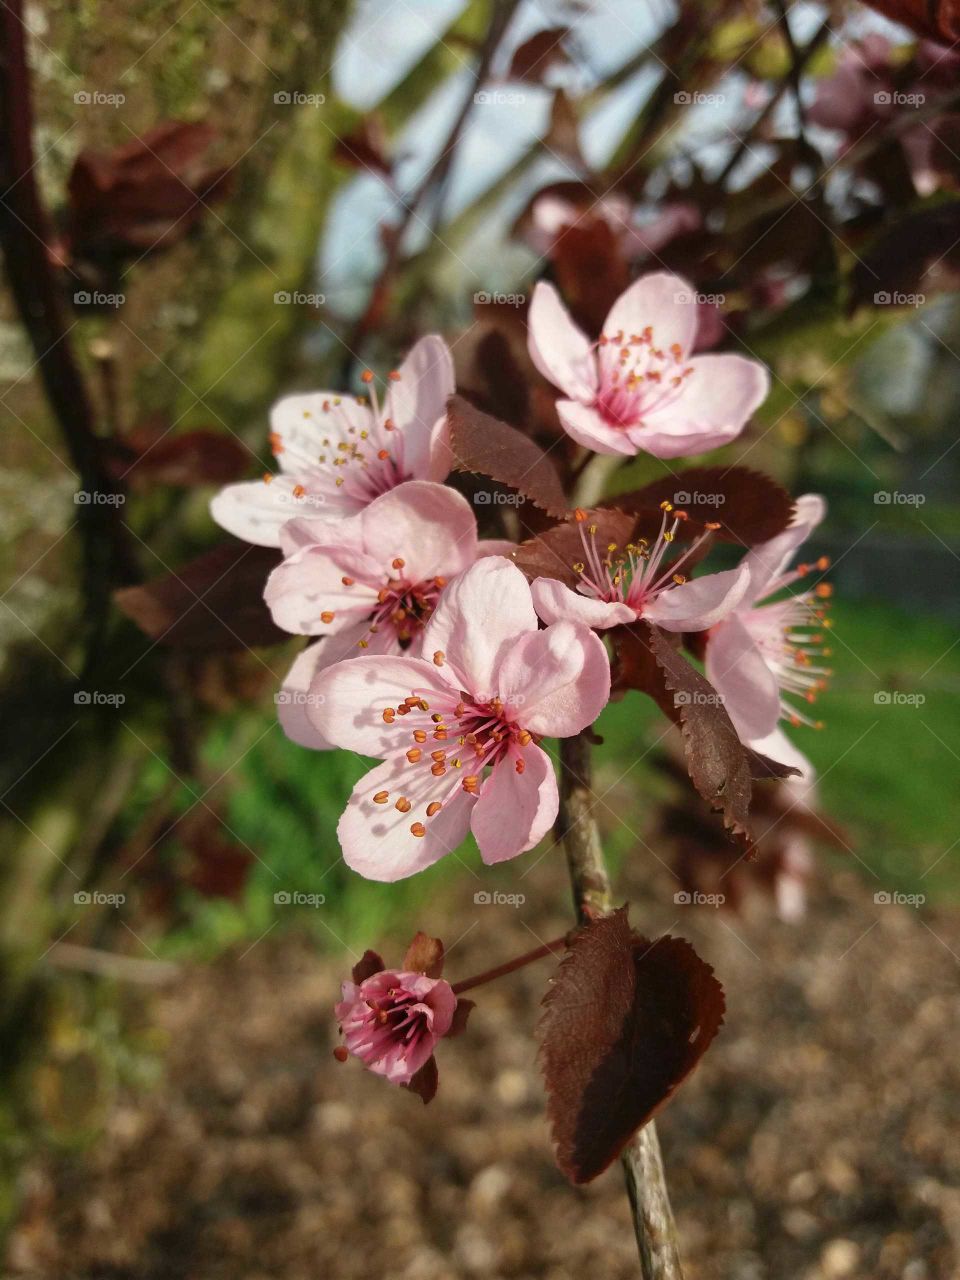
212,273,830,884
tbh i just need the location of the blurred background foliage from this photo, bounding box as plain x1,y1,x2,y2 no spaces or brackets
1,0,959,1232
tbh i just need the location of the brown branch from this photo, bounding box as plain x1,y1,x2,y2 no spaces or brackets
557,733,685,1280
0,0,138,622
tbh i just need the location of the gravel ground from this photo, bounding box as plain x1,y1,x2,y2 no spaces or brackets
7,858,960,1280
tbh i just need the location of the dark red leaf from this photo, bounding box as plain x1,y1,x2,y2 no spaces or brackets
402,932,444,978
67,121,232,259
447,997,475,1038
511,508,635,587
447,394,567,517
114,540,286,652
404,1054,439,1105
351,950,385,984
851,201,960,307
181,808,253,900
608,466,795,547
540,908,724,1183
861,0,959,42
118,427,252,487
509,27,571,83
617,624,761,843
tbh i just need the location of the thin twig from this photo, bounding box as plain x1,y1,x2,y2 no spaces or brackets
557,733,684,1280
340,0,521,375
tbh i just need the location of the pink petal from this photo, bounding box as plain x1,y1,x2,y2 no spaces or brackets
309,655,456,757
705,615,781,741
744,492,826,599
496,620,610,738
359,480,478,582
556,399,637,455
278,513,364,558
421,558,537,700
270,391,373,474
277,642,337,750
387,336,455,479
338,754,475,881
471,743,558,864
601,272,698,354
210,478,323,548
527,282,597,402
264,545,381,635
643,565,750,632
634,353,769,458
531,577,634,629
477,538,517,559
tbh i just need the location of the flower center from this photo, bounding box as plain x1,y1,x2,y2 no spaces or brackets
595,326,694,428
571,502,719,617
373,677,539,839
264,368,413,504
361,568,447,651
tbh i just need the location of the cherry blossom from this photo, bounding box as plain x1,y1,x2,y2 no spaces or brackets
532,504,750,633
265,481,511,749
526,272,769,458
705,494,832,762
308,557,610,881
336,966,456,1087
210,335,454,546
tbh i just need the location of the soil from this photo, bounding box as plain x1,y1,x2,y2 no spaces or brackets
6,859,960,1280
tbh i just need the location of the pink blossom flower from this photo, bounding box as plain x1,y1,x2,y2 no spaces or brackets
308,557,611,881
525,193,700,261
526,273,769,458
265,481,511,750
705,494,832,763
532,505,750,634
210,335,454,546
335,966,457,1087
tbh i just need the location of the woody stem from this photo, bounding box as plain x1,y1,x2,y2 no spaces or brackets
557,732,685,1280
451,936,568,996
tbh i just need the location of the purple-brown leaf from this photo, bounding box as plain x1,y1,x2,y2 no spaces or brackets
351,950,385,985
404,1054,439,1105
540,908,724,1184
114,540,286,652
447,394,568,517
608,466,795,547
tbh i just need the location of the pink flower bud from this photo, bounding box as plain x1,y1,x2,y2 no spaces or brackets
335,968,457,1086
